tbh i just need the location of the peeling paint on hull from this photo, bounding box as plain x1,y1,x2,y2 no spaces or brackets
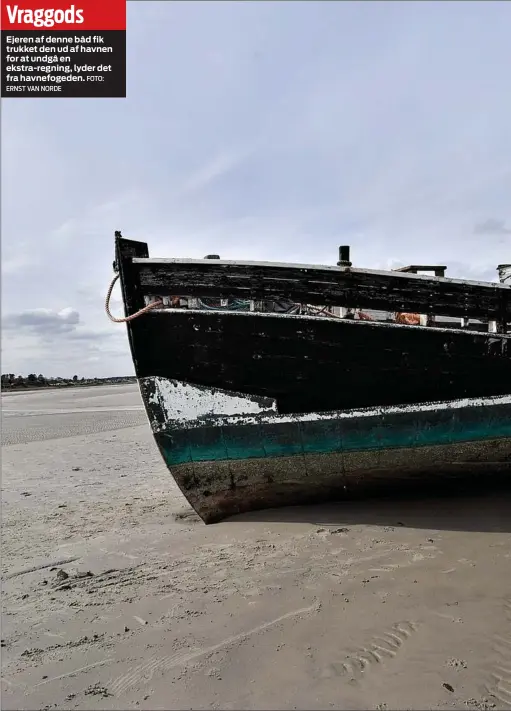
115,234,511,524
139,376,511,523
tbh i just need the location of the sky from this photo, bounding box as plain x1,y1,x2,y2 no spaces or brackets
2,0,511,378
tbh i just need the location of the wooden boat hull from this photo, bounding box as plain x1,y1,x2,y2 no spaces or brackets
140,377,511,523
114,233,511,523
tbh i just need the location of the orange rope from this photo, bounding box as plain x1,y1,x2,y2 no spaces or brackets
105,273,163,323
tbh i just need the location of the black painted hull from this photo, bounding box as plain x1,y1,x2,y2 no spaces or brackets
130,310,511,415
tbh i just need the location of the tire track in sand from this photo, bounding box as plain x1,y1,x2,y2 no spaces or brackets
2,411,148,445
482,597,511,707
320,620,420,681
110,600,320,697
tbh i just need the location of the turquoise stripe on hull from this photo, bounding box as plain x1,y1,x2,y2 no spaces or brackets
157,403,511,467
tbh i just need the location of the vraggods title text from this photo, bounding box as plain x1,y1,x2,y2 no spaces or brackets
4,4,84,28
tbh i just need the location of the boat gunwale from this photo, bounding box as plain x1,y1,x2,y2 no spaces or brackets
132,257,511,292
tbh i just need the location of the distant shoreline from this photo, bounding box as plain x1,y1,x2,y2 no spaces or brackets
1,379,136,394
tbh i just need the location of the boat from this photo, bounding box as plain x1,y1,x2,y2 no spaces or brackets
108,231,511,523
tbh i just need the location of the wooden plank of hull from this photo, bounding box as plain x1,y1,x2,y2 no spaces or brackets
139,378,511,523
129,310,511,414
133,257,511,322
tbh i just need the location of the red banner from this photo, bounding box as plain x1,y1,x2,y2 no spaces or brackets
1,0,125,31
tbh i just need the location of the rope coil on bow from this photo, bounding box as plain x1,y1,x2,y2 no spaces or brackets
105,273,163,323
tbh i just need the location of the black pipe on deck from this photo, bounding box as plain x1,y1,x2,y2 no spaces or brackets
337,246,352,267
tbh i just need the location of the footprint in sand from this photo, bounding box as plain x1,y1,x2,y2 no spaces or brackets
319,620,420,681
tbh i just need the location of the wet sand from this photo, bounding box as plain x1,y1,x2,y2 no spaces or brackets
2,384,510,710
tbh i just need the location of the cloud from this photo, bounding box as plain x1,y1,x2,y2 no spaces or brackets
2,254,36,276
474,218,511,235
3,308,80,335
178,149,252,197
1,307,129,378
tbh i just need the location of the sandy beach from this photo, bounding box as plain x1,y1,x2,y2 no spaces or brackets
2,384,510,710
